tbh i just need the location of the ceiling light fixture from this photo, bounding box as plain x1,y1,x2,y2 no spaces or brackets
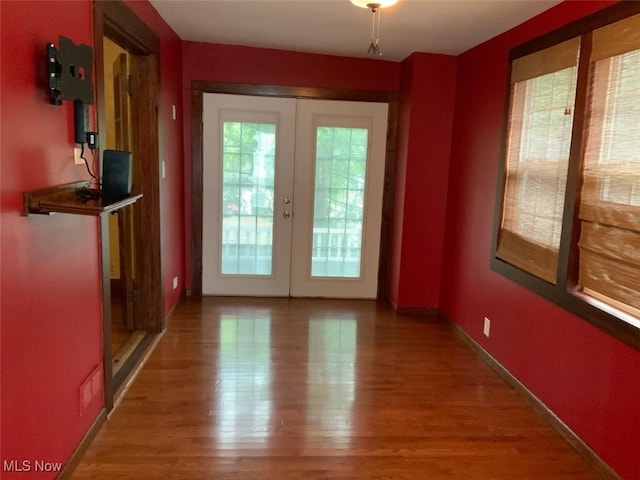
350,0,398,56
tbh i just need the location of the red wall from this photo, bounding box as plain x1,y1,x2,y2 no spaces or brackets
388,53,457,308
181,42,401,291
1,3,103,476
0,1,184,477
440,1,640,478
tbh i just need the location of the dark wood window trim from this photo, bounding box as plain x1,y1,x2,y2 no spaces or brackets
190,81,399,298
491,1,640,352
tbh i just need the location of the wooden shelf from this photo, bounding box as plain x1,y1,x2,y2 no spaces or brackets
23,181,143,217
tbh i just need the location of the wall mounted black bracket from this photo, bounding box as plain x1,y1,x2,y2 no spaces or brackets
47,36,94,106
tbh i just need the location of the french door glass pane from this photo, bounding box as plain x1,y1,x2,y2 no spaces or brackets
312,127,368,277
221,122,276,275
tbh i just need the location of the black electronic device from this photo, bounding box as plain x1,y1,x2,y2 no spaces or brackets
74,99,88,144
86,131,98,150
102,150,132,199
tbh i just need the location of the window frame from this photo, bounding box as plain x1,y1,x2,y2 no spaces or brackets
490,1,640,352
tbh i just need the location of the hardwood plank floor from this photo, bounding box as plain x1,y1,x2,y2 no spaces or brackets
71,297,600,479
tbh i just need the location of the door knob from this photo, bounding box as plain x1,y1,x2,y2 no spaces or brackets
283,197,291,204
283,210,292,219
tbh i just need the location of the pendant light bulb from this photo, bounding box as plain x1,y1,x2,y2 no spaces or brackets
350,0,398,8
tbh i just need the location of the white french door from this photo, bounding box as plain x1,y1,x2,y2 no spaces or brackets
202,94,295,296
202,93,388,298
290,99,388,298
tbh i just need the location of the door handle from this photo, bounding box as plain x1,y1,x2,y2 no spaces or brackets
283,210,292,219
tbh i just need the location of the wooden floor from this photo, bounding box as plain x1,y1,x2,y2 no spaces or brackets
72,297,600,479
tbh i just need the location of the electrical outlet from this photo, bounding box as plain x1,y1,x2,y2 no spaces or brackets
483,317,491,337
74,147,84,165
173,276,178,290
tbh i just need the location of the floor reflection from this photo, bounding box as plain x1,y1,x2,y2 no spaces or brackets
213,309,358,448
216,314,272,445
73,298,601,480
307,316,357,445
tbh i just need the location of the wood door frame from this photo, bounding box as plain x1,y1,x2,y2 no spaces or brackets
112,51,135,331
190,81,399,298
94,0,164,411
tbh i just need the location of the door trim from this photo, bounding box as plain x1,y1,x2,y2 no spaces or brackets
94,0,164,411
191,81,399,298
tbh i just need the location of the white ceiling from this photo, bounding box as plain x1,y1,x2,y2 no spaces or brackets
149,0,562,61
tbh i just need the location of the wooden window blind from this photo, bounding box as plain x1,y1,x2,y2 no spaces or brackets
492,2,640,349
497,38,580,284
579,14,640,313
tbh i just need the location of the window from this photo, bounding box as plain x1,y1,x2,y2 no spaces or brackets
492,3,640,347
312,127,368,277
497,38,580,283
579,15,640,316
